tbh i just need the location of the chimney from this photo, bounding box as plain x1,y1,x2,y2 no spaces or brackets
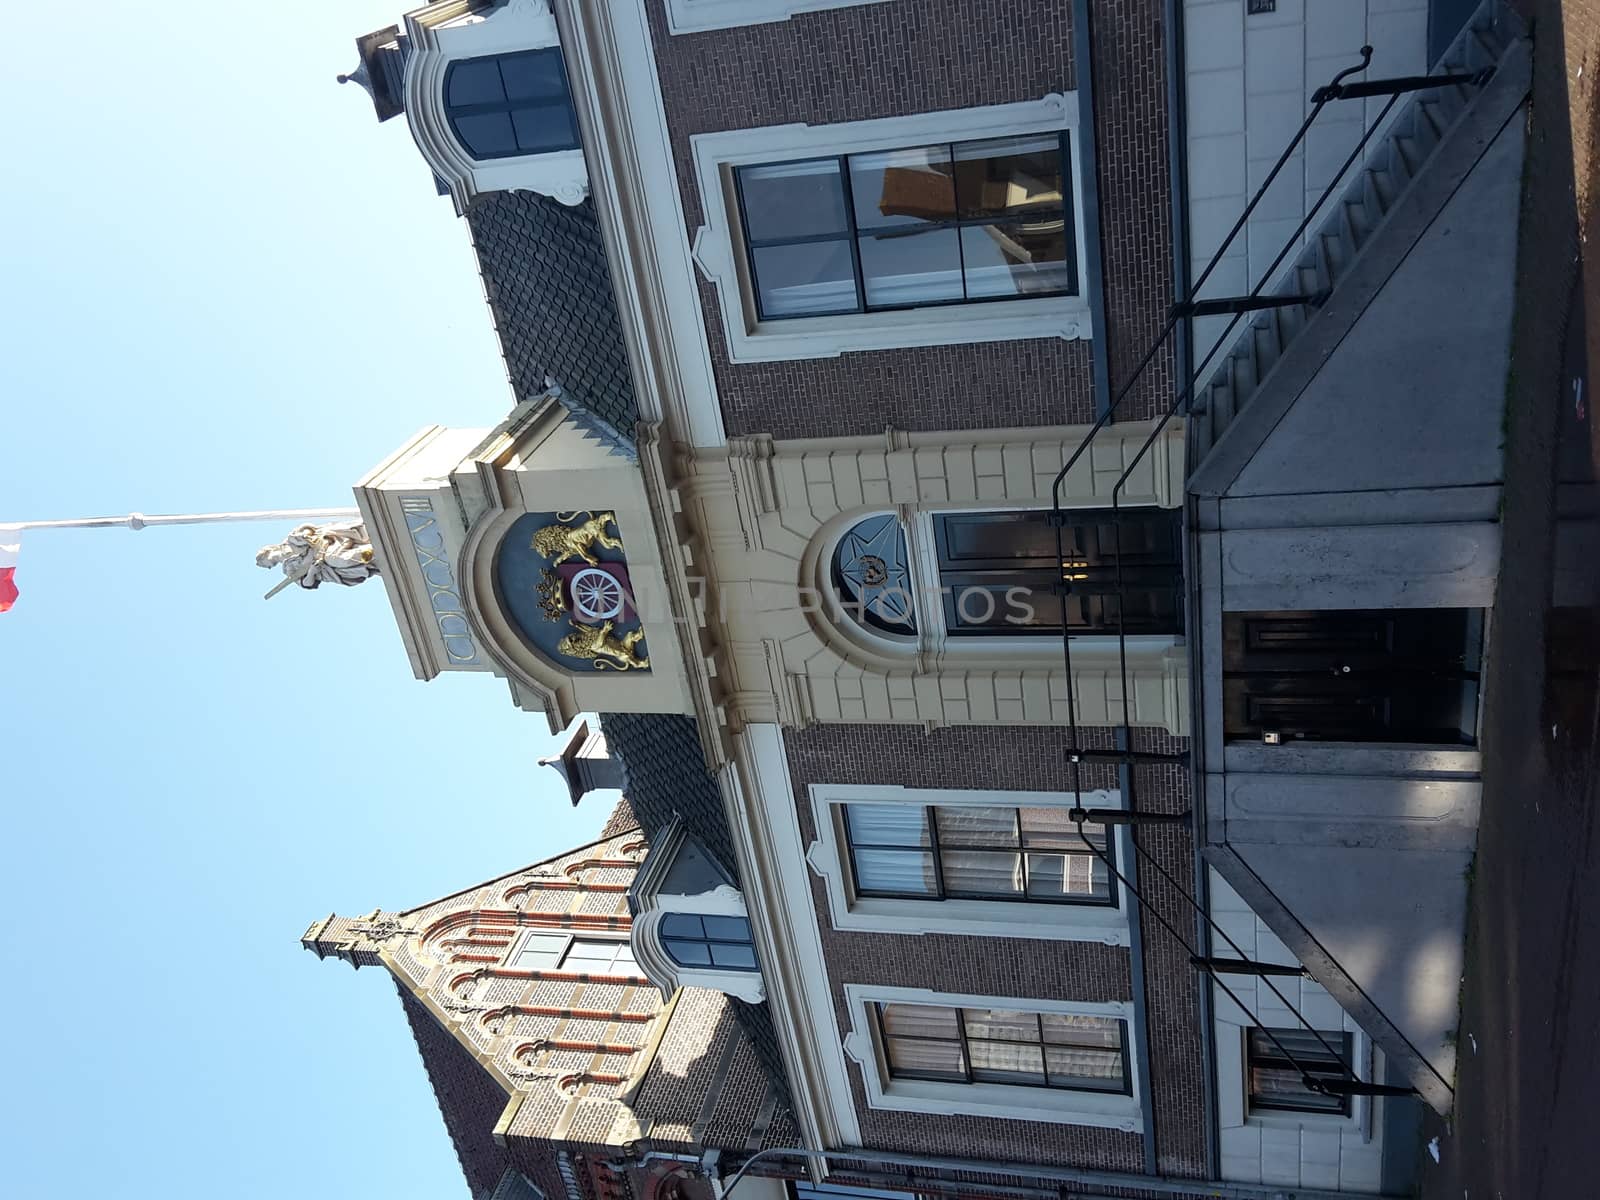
539,719,624,807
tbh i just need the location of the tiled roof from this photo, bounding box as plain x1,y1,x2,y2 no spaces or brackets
465,192,639,441
396,983,512,1200
598,712,793,1101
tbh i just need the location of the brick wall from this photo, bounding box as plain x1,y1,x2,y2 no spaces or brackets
642,0,1174,439
781,722,1205,1177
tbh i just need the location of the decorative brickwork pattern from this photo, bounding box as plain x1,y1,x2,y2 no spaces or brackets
641,0,1174,439
781,722,1204,1176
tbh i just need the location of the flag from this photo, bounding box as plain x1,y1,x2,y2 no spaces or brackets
0,539,17,612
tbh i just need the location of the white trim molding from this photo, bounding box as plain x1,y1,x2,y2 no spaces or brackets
725,724,863,1150
842,984,1144,1132
402,0,589,215
664,0,890,36
806,784,1133,945
628,818,767,1003
690,94,1091,363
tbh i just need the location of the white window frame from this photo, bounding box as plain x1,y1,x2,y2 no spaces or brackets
664,0,891,36
401,0,590,214
806,784,1133,945
842,984,1143,1131
690,94,1090,363
821,508,1184,666
1214,988,1380,1141
506,929,640,975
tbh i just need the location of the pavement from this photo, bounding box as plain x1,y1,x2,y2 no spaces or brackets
1417,0,1600,1196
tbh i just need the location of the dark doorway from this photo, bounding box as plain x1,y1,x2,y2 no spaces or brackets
1222,608,1483,745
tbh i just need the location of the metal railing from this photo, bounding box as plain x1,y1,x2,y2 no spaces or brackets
1050,45,1495,1108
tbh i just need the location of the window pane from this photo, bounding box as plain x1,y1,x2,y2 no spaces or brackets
1026,851,1110,901
660,913,706,939
737,159,850,242
960,219,1072,299
510,932,569,970
562,938,615,966
857,227,964,308
447,59,506,106
1040,1013,1123,1048
963,1009,1040,1043
940,848,1023,897
611,943,638,974
886,1036,966,1080
848,145,956,231
953,135,1065,219
513,104,578,154
1019,808,1102,850
500,51,567,101
851,848,938,896
933,806,1018,848
701,915,752,942
1045,1045,1126,1088
969,1038,1045,1084
847,803,931,848
880,1003,961,1041
454,112,517,158
709,942,758,970
1249,1027,1345,1068
750,241,857,317
664,938,712,966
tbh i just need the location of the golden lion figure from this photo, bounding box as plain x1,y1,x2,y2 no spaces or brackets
531,510,625,567
556,620,650,671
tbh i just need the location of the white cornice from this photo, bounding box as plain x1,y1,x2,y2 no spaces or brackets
721,725,862,1151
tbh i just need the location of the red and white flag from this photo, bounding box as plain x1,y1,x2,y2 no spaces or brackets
0,539,18,613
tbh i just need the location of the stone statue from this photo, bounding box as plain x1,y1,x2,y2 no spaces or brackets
555,620,650,670
257,521,380,596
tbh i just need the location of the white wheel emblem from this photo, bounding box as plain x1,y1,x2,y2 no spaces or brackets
570,567,625,620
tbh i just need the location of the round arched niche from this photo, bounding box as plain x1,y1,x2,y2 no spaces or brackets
492,510,652,675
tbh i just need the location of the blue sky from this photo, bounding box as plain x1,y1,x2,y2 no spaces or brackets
0,4,606,1197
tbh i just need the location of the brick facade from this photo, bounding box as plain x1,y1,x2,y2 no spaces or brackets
782,722,1205,1177
643,0,1174,439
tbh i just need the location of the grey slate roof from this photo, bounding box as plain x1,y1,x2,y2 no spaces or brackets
465,192,639,441
599,712,794,1102
396,983,512,1200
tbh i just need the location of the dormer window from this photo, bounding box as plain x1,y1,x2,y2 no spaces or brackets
444,48,579,161
661,913,758,971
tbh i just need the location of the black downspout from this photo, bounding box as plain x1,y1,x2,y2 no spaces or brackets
1072,0,1114,422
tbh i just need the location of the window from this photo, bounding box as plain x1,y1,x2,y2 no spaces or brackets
660,913,759,971
1246,1028,1353,1116
507,931,639,976
691,95,1087,362
444,49,579,161
933,509,1182,636
844,803,1113,905
876,1002,1128,1093
736,135,1074,320
833,514,917,636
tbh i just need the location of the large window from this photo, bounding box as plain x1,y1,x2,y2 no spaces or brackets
735,134,1075,320
1246,1028,1353,1116
844,802,1113,905
507,931,639,976
933,508,1182,636
444,49,579,160
877,1001,1128,1093
660,913,759,971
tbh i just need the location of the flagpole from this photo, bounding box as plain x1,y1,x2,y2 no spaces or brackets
0,508,361,533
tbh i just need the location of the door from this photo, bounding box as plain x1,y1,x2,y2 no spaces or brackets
1222,608,1483,745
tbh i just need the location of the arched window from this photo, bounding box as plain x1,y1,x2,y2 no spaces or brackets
660,913,758,972
444,49,580,161
832,514,917,635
